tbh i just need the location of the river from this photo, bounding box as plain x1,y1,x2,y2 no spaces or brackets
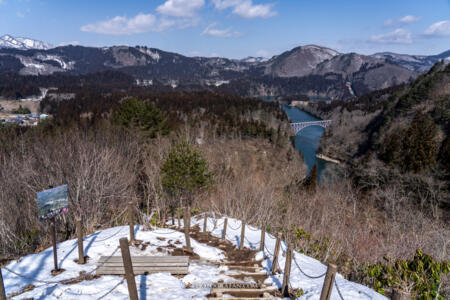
262,97,331,179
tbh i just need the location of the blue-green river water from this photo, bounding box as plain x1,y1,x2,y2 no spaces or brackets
262,97,331,179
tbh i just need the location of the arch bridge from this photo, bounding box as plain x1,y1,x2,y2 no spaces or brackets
290,120,332,135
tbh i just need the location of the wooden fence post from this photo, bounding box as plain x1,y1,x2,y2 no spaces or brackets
222,218,228,240
183,207,192,251
281,243,293,296
76,218,85,264
271,232,282,274
240,219,246,250
391,289,411,300
319,264,337,300
128,202,135,244
260,224,265,252
203,212,208,233
0,269,6,300
119,237,138,300
177,208,181,229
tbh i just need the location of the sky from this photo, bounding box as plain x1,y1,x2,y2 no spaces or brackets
0,0,449,58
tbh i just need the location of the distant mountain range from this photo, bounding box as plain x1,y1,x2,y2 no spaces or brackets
0,34,448,100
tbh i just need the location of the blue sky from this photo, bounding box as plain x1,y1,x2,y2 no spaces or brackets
1,0,449,58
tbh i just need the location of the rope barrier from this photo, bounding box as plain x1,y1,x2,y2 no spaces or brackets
244,236,261,246
84,227,126,244
245,225,260,232
264,244,274,256
95,208,127,229
226,222,242,231
292,257,326,279
334,280,345,300
97,278,125,299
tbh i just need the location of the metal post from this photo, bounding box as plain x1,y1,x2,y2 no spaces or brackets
0,269,6,300
76,218,85,264
128,202,134,243
271,232,282,274
51,218,58,271
319,264,337,300
260,224,265,252
222,218,228,240
183,207,192,251
239,220,246,250
281,243,293,296
119,237,138,300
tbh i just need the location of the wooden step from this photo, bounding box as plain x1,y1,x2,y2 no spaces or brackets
210,288,276,298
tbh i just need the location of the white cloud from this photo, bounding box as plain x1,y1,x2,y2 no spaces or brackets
202,23,241,38
157,0,205,17
383,15,421,27
212,0,276,18
81,14,158,35
423,20,450,37
370,28,412,44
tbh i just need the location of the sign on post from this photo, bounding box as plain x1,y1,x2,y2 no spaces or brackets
37,185,68,221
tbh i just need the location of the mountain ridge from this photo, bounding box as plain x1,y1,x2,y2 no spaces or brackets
0,34,448,100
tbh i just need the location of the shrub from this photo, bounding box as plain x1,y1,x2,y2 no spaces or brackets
365,249,449,299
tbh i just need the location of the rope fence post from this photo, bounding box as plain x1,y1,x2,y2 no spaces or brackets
281,242,293,297
0,269,6,300
271,232,282,274
203,212,208,233
119,237,138,300
260,224,265,252
239,219,246,250
319,263,337,300
128,202,135,244
76,218,85,264
391,289,411,300
222,218,228,240
183,206,192,251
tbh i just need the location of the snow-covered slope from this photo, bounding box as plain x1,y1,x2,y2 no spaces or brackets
2,215,387,299
0,34,53,50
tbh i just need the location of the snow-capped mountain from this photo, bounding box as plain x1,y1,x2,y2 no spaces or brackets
0,34,53,50
264,44,340,77
372,50,450,72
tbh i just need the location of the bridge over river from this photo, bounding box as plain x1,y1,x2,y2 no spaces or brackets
290,120,332,135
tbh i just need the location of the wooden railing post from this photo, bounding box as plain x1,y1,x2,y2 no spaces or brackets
76,218,85,264
203,212,208,233
391,289,411,300
239,219,246,250
119,237,138,300
222,218,228,240
260,224,265,252
319,263,337,300
271,232,282,274
281,243,293,296
183,206,192,251
0,269,6,300
128,202,134,243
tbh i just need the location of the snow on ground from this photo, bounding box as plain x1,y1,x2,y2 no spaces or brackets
195,215,387,300
2,215,387,299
